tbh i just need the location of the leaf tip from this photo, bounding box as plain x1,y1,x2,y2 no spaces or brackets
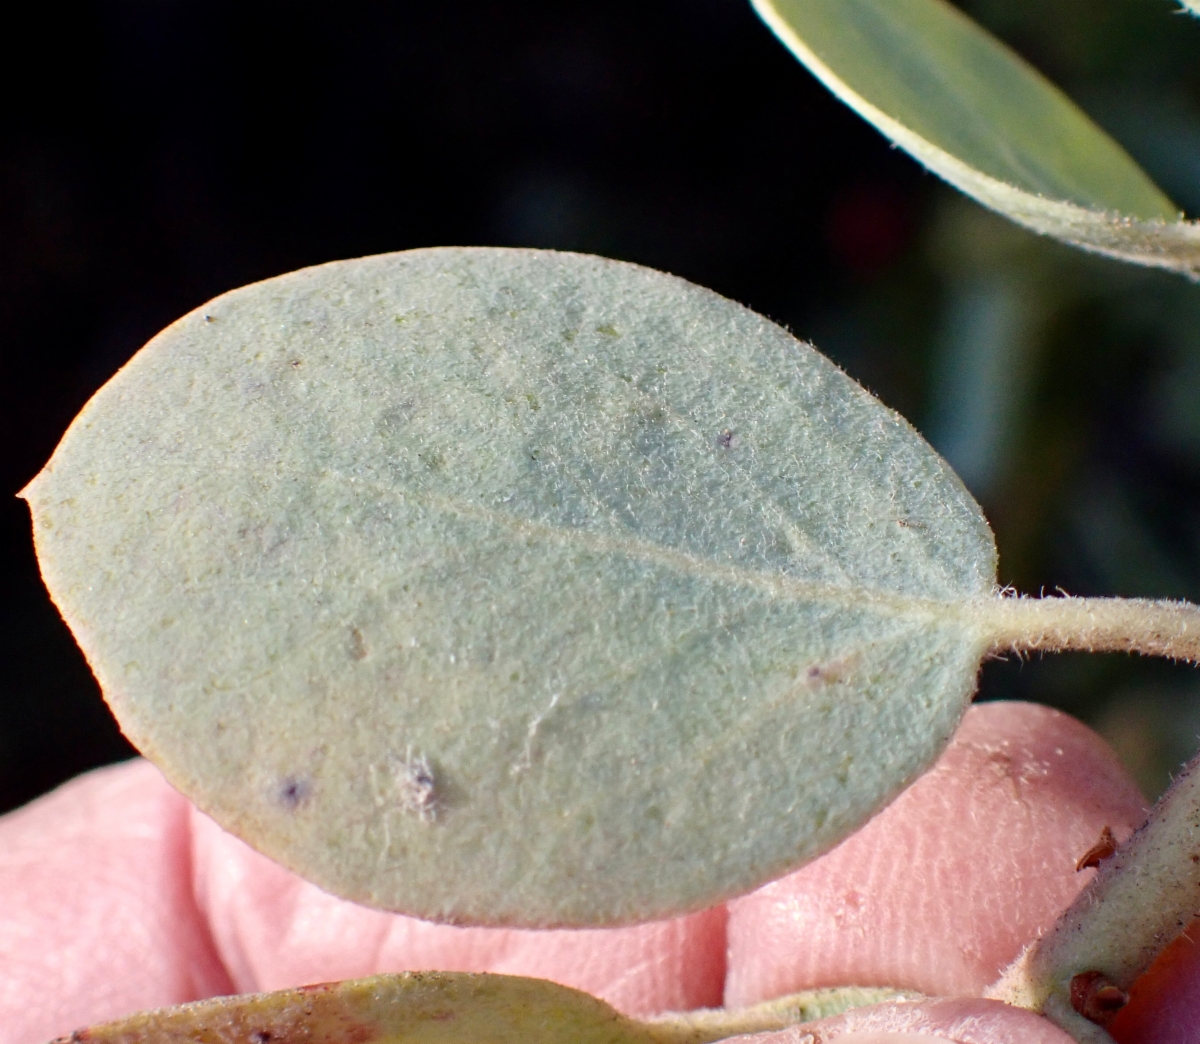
16,470,43,502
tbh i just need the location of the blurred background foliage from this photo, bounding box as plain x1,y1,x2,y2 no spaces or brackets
2,0,1199,815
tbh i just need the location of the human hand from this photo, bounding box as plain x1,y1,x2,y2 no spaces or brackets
0,701,1193,1044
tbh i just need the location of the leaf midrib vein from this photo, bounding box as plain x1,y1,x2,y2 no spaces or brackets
400,483,967,621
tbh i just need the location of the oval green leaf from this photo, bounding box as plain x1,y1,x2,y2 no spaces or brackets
23,248,995,926
751,0,1200,279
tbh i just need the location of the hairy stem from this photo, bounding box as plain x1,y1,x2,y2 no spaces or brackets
987,751,1200,1039
977,595,1200,662
977,593,1200,1043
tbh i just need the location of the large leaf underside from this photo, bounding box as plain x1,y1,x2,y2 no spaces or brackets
25,248,995,926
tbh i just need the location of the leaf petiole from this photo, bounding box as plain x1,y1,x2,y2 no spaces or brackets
976,594,1200,663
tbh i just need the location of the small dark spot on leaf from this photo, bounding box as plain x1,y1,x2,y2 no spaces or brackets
278,776,312,810
806,657,853,685
203,314,216,323
290,359,303,368
349,627,368,661
251,1032,272,1043
717,429,739,449
395,749,439,822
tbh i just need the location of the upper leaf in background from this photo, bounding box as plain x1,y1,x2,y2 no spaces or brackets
751,0,1200,279
22,248,996,929
1184,2,1200,17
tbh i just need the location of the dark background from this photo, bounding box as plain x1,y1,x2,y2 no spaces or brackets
4,0,1200,815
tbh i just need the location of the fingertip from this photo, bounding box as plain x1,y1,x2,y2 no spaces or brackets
0,760,232,1044
725,702,1147,1005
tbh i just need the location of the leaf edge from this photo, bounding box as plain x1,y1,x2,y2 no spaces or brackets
750,0,1200,280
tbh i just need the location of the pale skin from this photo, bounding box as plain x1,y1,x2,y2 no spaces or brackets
0,702,1196,1044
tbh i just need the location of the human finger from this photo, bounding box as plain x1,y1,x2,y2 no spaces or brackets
725,702,1148,1005
0,698,1159,1044
0,760,231,1044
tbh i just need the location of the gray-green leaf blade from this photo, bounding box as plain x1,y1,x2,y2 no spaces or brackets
23,248,995,927
752,0,1200,278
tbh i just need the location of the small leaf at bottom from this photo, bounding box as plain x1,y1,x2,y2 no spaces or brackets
50,972,678,1044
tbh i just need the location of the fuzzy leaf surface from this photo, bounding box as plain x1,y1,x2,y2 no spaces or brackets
24,248,995,926
751,0,1200,278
